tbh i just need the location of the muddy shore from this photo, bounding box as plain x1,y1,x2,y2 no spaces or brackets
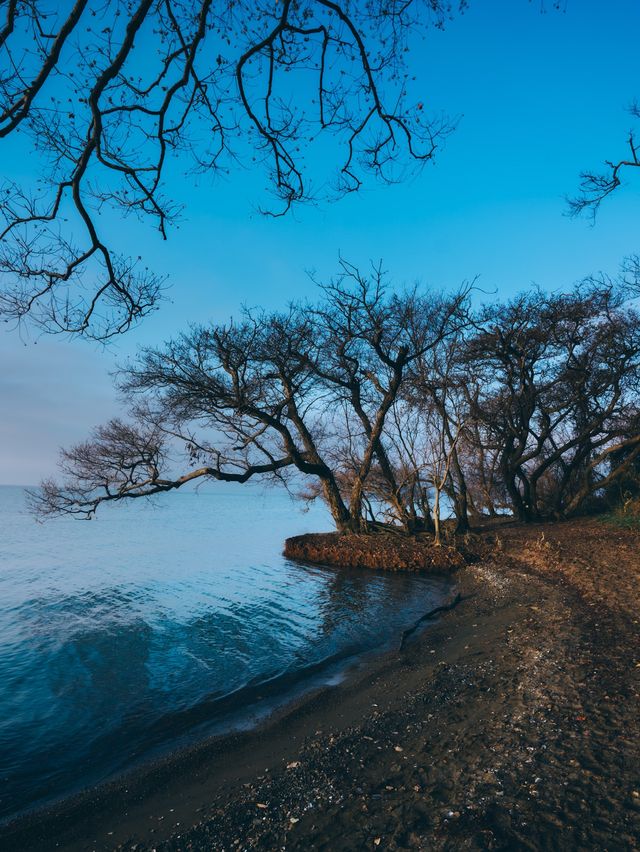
2,518,639,851
284,532,466,572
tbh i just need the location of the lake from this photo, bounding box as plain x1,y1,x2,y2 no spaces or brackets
0,484,452,823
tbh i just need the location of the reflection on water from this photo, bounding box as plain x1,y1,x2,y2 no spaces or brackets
0,485,451,822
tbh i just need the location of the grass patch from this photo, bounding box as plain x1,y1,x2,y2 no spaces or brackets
599,512,640,531
599,497,640,530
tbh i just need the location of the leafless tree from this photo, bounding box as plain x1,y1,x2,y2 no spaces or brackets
0,0,460,339
466,281,640,521
303,261,472,530
568,102,640,221
387,387,465,545
454,415,508,519
34,302,356,523
31,265,470,532
407,316,473,531
32,265,640,535
427,411,463,545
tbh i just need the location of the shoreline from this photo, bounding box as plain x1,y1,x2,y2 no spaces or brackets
0,588,462,850
283,532,466,572
2,518,639,850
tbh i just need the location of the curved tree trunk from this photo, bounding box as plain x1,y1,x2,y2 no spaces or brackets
450,444,470,532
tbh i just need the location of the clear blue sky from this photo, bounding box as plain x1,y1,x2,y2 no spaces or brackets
1,0,639,484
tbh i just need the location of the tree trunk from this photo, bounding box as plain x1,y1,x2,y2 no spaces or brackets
320,478,352,533
444,420,470,532
563,442,640,517
502,458,527,521
433,487,442,546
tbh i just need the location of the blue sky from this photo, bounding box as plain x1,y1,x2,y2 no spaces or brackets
1,0,639,484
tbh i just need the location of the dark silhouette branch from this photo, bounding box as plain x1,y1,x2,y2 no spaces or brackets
568,102,640,220
0,0,458,338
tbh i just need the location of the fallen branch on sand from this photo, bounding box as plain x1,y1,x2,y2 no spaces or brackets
399,592,463,650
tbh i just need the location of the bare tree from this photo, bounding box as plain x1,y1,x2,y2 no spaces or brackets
467,281,640,521
32,264,640,536
427,410,463,546
0,0,459,339
303,261,471,531
455,415,508,519
568,102,640,221
30,264,471,533
34,303,357,525
408,317,473,531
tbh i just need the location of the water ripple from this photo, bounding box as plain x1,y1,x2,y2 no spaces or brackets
0,486,452,823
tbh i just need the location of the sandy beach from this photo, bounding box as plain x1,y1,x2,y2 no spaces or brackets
3,517,639,851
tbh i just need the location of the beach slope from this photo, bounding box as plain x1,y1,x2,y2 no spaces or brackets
3,518,639,851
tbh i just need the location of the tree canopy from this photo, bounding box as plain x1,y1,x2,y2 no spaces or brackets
32,265,640,535
0,0,461,339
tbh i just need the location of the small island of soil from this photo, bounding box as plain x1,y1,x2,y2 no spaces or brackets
284,532,467,572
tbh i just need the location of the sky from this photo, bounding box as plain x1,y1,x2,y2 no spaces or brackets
1,0,639,485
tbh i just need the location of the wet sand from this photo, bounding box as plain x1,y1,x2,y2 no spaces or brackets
2,518,639,851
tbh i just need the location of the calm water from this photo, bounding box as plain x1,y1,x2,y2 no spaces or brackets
0,485,451,822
